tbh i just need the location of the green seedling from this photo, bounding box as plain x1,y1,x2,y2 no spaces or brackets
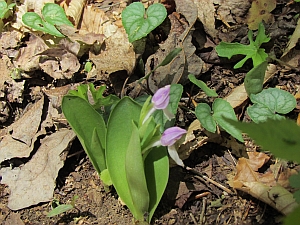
216,22,270,69
22,3,73,37
195,99,243,142
47,195,78,217
247,88,296,123
122,2,167,43
0,0,15,19
84,61,93,73
188,74,218,97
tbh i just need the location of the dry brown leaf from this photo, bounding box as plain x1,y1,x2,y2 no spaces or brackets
89,28,136,81
246,0,276,30
39,48,80,79
192,0,217,38
80,4,118,37
0,129,76,210
3,213,24,225
146,11,204,92
65,0,86,27
11,97,44,146
0,55,14,93
14,35,49,72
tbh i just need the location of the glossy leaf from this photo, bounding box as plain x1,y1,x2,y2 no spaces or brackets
145,146,169,222
122,2,167,42
106,97,142,218
188,74,218,97
125,122,149,221
62,96,106,173
195,103,216,133
247,88,296,123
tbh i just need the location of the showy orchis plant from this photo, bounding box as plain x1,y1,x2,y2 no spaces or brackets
62,84,185,223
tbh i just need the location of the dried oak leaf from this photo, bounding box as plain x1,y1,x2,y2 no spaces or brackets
0,129,76,210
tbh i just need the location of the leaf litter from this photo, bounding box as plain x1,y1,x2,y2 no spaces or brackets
0,0,299,224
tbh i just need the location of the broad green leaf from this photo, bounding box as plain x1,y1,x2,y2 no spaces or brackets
213,99,244,142
188,74,218,97
153,84,183,132
247,88,296,123
84,61,93,72
289,173,300,203
0,1,15,19
22,12,64,37
144,146,168,222
125,122,149,221
47,204,74,217
42,3,73,26
195,103,216,133
122,2,167,42
284,206,300,225
244,61,268,96
106,97,141,219
224,118,300,162
62,96,106,173
216,23,269,69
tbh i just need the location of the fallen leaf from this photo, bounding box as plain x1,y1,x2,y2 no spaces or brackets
65,0,86,26
89,28,136,81
39,48,80,79
192,0,217,38
282,18,300,58
0,129,76,210
14,34,49,72
246,0,276,30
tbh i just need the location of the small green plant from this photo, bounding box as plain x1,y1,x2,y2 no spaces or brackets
62,84,184,223
122,2,167,43
216,22,270,69
188,74,243,142
22,3,73,37
47,195,78,217
0,0,15,19
247,88,296,123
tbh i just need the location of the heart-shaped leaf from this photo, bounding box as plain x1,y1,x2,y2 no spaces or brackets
247,88,296,123
122,2,167,42
195,103,216,133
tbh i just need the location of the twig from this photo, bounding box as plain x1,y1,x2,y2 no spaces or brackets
190,213,198,225
185,166,233,195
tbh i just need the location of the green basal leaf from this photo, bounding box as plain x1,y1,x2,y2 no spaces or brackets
145,146,169,223
224,118,300,162
122,2,167,42
188,74,218,97
62,96,106,173
213,99,244,142
247,88,296,123
289,173,300,203
47,204,74,217
195,103,216,133
22,12,48,33
244,61,268,96
42,3,73,26
216,22,269,69
106,97,142,219
125,122,150,221
0,1,15,19
284,206,300,225
100,169,113,186
153,84,183,132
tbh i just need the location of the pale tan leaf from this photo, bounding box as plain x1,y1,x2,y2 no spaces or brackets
65,0,86,27
0,130,76,210
282,18,300,57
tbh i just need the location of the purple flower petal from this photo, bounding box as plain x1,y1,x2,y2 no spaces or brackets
152,85,170,109
161,127,187,146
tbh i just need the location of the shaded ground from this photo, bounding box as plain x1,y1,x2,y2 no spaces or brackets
1,0,300,224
